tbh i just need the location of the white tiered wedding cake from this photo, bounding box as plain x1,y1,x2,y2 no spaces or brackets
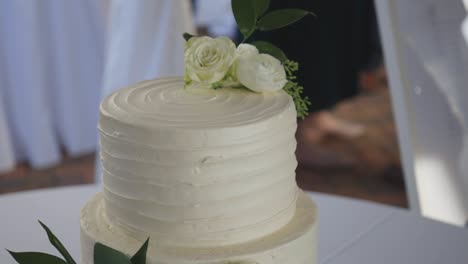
80,77,317,264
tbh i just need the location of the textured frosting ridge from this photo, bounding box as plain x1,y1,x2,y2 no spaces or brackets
99,77,299,246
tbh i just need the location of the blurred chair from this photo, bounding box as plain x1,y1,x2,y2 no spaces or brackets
376,0,468,225
0,0,106,173
95,0,195,182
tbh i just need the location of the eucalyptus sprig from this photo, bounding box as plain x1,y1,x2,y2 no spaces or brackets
283,60,311,119
6,221,149,264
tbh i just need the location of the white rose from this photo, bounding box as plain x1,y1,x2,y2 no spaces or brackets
184,36,236,85
236,53,288,92
228,44,259,84
235,43,259,58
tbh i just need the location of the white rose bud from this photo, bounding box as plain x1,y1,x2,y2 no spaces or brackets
235,43,259,58
184,36,236,85
236,53,288,93
228,44,259,84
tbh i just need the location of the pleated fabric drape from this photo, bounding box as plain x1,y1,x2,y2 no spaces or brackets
0,0,106,172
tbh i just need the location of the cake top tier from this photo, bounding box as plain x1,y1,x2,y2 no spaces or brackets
101,77,293,129
99,77,296,148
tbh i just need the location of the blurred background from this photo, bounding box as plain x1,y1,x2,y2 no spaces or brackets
0,0,467,227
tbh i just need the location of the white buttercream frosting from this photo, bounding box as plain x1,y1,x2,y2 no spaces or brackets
80,191,317,264
98,77,299,247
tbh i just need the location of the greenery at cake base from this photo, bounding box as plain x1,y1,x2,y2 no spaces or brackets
6,221,149,264
6,221,257,264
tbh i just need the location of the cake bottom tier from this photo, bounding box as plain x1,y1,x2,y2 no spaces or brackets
80,191,317,264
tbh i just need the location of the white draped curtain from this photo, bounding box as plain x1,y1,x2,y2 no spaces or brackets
0,0,194,174
0,0,106,173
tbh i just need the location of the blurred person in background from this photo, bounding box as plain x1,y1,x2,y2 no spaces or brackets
296,53,401,181
254,0,400,182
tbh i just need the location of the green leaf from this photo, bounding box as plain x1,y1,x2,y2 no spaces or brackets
257,9,314,31
254,0,270,18
232,0,256,40
7,251,67,264
251,41,288,62
94,243,131,264
130,238,149,264
183,32,195,41
38,221,76,264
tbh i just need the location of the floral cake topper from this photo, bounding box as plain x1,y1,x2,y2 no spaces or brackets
184,0,315,118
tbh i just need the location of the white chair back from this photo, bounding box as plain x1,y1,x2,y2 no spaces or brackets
375,0,468,226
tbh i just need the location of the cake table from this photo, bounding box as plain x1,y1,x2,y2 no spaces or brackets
0,185,467,264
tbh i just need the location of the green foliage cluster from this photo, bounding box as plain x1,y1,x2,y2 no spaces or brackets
7,221,149,264
282,60,311,119
232,0,315,43
184,0,314,118
230,0,314,118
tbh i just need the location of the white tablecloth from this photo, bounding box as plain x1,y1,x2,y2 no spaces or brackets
0,185,467,263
